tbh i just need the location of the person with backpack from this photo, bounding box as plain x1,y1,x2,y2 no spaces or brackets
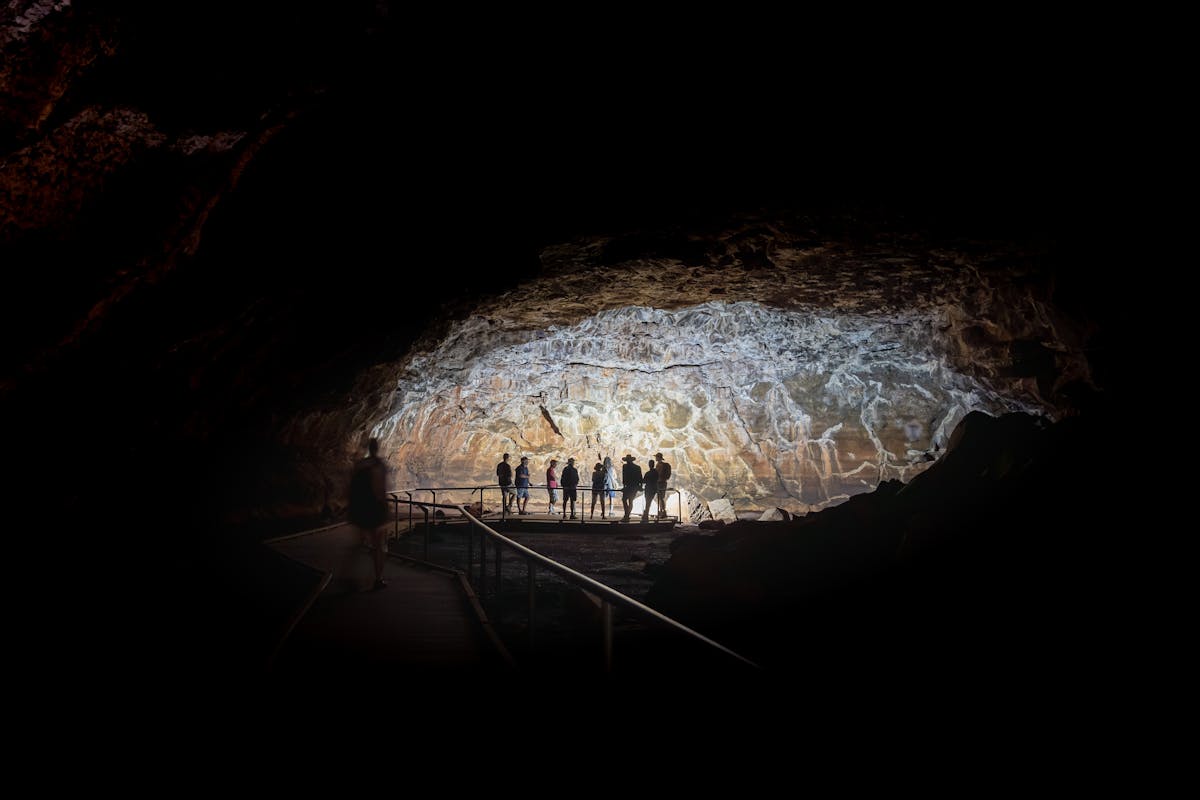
654,451,672,519
348,437,389,590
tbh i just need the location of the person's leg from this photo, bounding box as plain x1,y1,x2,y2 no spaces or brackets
372,526,387,588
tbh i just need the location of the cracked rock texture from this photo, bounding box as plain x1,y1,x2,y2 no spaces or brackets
284,218,1093,518
0,3,1109,536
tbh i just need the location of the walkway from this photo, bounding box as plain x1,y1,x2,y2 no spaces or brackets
267,524,499,675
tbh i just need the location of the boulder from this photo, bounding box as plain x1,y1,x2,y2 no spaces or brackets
707,498,738,522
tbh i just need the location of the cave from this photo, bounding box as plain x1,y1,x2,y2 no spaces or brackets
3,3,1132,705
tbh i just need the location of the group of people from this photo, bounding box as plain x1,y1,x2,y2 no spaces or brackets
618,453,673,523
495,451,672,523
346,438,680,593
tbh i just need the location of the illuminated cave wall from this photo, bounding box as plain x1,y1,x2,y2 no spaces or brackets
285,224,1090,517
366,302,1040,513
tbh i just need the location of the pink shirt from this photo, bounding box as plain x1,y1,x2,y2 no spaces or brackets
546,467,558,488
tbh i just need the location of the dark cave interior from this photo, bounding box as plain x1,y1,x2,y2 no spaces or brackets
1,3,1139,699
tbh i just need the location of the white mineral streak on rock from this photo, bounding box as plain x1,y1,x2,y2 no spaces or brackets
368,301,1046,514
272,221,1092,521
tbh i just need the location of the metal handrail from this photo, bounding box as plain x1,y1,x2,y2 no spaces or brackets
396,484,683,523
389,496,757,671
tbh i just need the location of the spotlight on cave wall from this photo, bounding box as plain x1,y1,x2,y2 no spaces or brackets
353,301,1047,517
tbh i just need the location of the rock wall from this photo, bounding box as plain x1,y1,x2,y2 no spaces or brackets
284,220,1093,517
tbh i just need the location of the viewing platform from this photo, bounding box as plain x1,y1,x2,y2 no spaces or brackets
390,484,688,536
446,509,677,534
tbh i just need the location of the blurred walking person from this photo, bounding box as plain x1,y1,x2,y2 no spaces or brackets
348,437,389,590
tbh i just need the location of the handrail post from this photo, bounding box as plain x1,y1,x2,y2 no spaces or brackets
479,526,487,593
406,492,413,536
494,537,501,592
602,600,613,673
441,499,758,671
422,506,430,561
527,559,536,653
467,514,474,583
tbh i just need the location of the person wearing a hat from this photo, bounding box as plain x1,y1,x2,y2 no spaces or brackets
560,457,580,519
620,454,643,523
515,456,531,515
654,451,672,519
546,458,559,515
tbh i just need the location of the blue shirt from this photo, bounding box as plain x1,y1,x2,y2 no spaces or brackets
515,464,530,487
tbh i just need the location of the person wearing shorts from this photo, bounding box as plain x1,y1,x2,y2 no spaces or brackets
496,452,515,515
560,457,580,519
590,461,607,519
515,456,531,515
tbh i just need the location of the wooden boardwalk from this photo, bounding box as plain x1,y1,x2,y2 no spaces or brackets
267,524,501,675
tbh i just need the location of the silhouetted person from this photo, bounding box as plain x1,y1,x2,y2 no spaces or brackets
561,457,580,519
654,451,672,519
515,456,531,514
546,459,559,515
642,459,659,523
620,454,642,523
602,454,618,517
348,437,389,590
496,452,514,515
590,462,606,519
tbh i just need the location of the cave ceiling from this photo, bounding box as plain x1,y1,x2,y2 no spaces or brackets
0,3,1116,527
